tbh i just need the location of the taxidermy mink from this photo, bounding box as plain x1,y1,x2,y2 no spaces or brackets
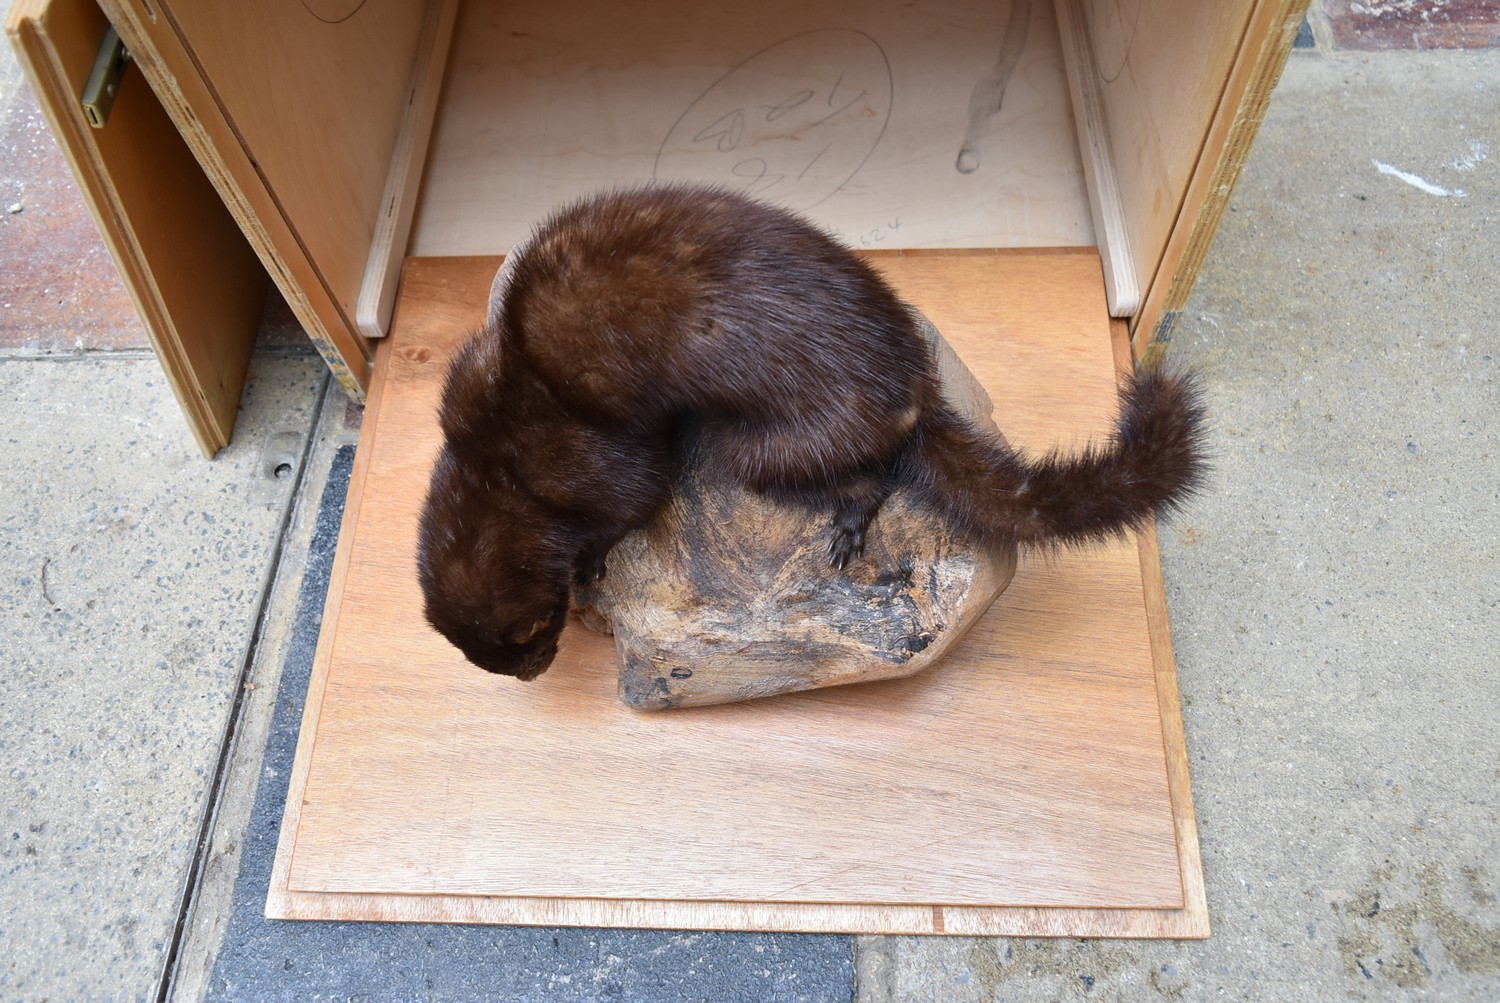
418,184,1205,681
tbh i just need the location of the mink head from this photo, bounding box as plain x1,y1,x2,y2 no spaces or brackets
416,448,571,681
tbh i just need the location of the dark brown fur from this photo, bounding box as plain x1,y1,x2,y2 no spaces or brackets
418,185,1206,680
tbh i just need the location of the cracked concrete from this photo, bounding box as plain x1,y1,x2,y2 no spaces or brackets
0,353,326,999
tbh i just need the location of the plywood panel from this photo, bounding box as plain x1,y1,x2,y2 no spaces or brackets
1082,0,1247,291
96,0,374,396
411,0,1093,255
1131,0,1307,347
269,250,1208,936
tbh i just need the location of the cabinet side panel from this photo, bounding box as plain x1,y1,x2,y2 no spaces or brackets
1132,0,1307,349
1078,0,1251,313
97,0,375,395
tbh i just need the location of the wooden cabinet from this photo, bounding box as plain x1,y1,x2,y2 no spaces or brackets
8,0,267,455
10,0,1308,935
13,0,1305,448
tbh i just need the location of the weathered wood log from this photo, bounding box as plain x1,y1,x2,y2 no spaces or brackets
573,305,1018,710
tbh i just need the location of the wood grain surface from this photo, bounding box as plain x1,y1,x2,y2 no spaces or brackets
1055,0,1141,318
1132,0,1309,348
355,0,459,339
268,250,1208,936
156,0,426,323
94,0,409,396
409,0,1093,255
1046,0,1309,347
1064,0,1248,337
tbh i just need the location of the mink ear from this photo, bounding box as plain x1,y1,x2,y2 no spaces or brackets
437,328,505,439
512,617,551,645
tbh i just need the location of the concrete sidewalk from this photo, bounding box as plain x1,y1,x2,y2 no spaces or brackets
3,14,1498,1003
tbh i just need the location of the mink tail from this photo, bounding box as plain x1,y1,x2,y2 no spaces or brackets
905,367,1208,550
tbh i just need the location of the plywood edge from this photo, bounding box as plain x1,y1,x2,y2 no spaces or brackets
867,245,1099,259
7,0,242,456
1135,521,1211,938
1113,316,1209,938
1109,316,1209,936
1054,0,1141,319
267,888,1211,937
355,0,459,339
1131,0,1309,353
96,0,373,398
265,332,397,917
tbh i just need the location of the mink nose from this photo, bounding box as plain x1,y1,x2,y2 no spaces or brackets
514,653,549,681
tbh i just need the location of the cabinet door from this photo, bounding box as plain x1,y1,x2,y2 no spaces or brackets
92,0,451,397
8,0,267,456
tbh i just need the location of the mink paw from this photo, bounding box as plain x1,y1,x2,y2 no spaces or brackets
828,528,866,570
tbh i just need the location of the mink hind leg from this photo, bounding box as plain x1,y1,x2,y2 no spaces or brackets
705,415,910,567
822,468,901,569
734,465,897,569
573,548,608,585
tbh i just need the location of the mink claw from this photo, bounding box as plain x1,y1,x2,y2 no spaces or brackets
828,529,865,570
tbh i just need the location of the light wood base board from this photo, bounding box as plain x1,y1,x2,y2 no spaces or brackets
268,250,1207,937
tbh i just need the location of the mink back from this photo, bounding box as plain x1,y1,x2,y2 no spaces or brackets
498,184,934,438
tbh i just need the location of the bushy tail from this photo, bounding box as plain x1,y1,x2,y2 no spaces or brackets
907,367,1207,549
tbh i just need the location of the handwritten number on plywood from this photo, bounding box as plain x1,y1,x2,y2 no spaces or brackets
693,110,746,153
655,30,893,210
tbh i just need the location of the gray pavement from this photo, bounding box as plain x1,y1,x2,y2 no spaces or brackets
2,31,1498,1003
0,352,328,997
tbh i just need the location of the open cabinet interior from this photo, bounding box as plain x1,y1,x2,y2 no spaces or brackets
410,0,1285,327
68,0,1303,425
410,0,1094,255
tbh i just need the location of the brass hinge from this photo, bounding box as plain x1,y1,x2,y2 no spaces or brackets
81,26,131,129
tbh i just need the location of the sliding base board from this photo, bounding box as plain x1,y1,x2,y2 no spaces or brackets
267,249,1208,937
